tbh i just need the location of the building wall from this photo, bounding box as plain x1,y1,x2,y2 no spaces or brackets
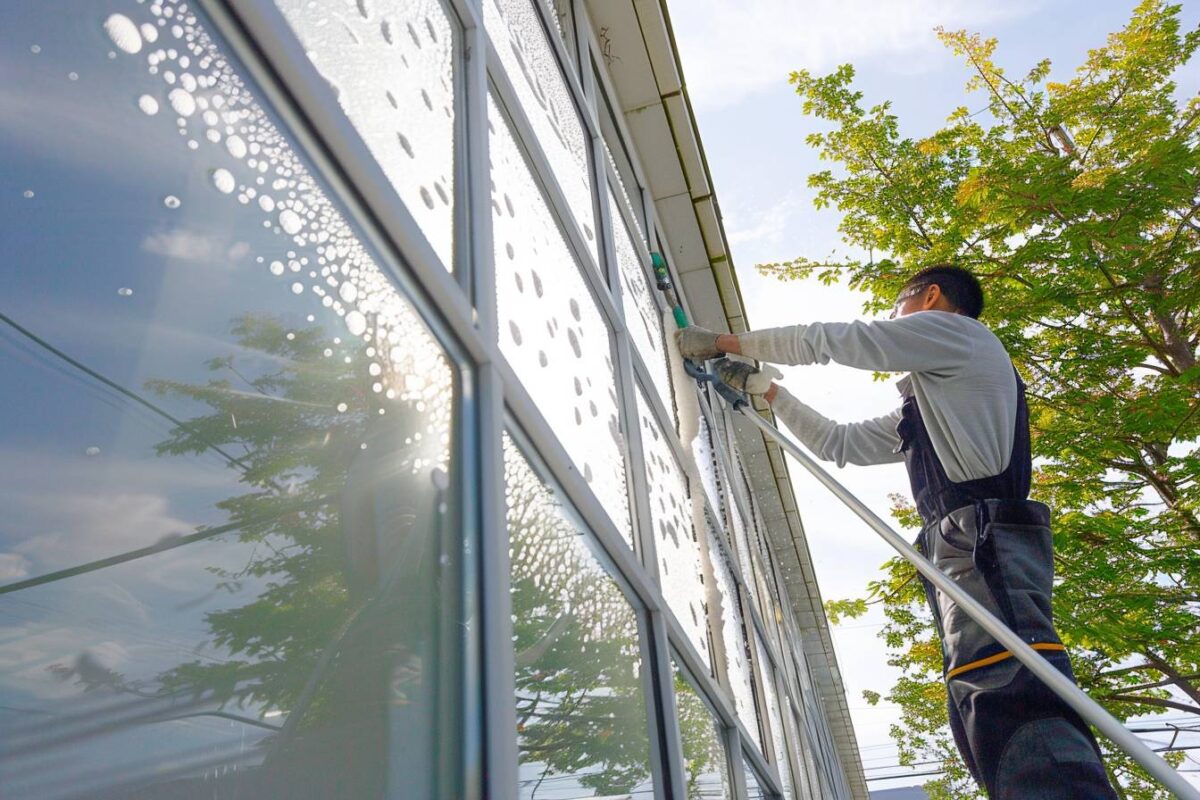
0,0,857,798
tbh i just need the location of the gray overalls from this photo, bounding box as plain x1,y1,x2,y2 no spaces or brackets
897,372,1118,798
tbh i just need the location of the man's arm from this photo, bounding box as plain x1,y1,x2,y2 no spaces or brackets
770,386,905,467
718,312,975,375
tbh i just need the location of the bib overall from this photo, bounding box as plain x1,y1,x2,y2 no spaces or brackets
896,373,1117,799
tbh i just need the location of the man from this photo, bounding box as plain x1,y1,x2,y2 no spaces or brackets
676,265,1117,799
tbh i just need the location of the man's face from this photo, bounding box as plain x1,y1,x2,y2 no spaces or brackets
889,284,929,319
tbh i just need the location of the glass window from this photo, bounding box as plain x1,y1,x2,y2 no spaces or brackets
706,520,761,750
504,435,654,800
635,386,710,668
783,699,815,800
672,658,732,800
743,758,770,800
539,0,577,65
485,0,598,270
490,92,632,540
692,413,726,528
609,184,674,417
273,0,460,272
597,79,646,246
0,3,456,797
757,638,794,800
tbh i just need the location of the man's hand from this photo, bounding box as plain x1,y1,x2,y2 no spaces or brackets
674,325,722,360
714,359,782,396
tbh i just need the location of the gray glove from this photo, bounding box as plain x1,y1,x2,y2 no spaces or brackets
674,325,722,360
714,358,782,395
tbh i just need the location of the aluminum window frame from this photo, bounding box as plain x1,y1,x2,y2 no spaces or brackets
192,0,852,797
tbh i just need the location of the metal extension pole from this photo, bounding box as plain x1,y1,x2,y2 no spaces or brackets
737,407,1200,799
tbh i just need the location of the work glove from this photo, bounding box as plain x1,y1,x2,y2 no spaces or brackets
714,358,782,396
674,325,722,360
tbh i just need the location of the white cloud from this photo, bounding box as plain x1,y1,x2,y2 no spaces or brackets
12,492,194,570
141,228,224,262
725,192,803,249
672,0,1043,109
0,552,31,581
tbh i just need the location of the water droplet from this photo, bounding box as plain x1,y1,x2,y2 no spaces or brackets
568,328,582,358
140,23,158,43
85,446,102,457
291,282,304,294
509,320,523,346
338,282,358,303
420,187,434,209
67,72,79,81
258,194,275,212
225,134,247,159
138,94,159,115
22,190,34,199
117,287,133,296
345,310,367,336
210,168,235,194
104,13,143,54
163,195,181,209
168,87,195,116
30,44,41,54
569,298,581,321
336,402,348,413
279,209,302,234
179,72,197,93
368,362,382,376
269,260,285,276
356,0,372,19
397,132,413,158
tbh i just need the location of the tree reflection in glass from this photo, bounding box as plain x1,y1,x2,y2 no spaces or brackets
503,437,653,799
0,1,456,796
673,658,733,800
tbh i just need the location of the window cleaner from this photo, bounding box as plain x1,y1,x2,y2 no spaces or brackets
652,253,1198,800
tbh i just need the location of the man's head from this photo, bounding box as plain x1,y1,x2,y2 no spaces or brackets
890,264,985,320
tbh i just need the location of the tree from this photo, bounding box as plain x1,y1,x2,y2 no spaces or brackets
760,2,1200,795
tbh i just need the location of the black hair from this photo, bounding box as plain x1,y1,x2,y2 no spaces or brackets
902,264,984,319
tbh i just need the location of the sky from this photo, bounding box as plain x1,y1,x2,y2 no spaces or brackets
670,0,1200,791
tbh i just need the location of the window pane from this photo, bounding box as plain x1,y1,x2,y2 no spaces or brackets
598,82,646,246
743,759,769,800
504,435,653,800
635,386,710,668
485,0,597,269
274,0,459,271
706,522,761,749
673,659,732,800
609,185,673,417
692,413,726,527
782,699,815,800
490,92,631,539
0,3,455,797
757,638,794,800
540,0,576,65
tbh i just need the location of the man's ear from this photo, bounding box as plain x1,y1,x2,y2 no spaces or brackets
921,283,942,311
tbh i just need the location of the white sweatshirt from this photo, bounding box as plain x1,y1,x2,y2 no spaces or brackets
738,311,1018,483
